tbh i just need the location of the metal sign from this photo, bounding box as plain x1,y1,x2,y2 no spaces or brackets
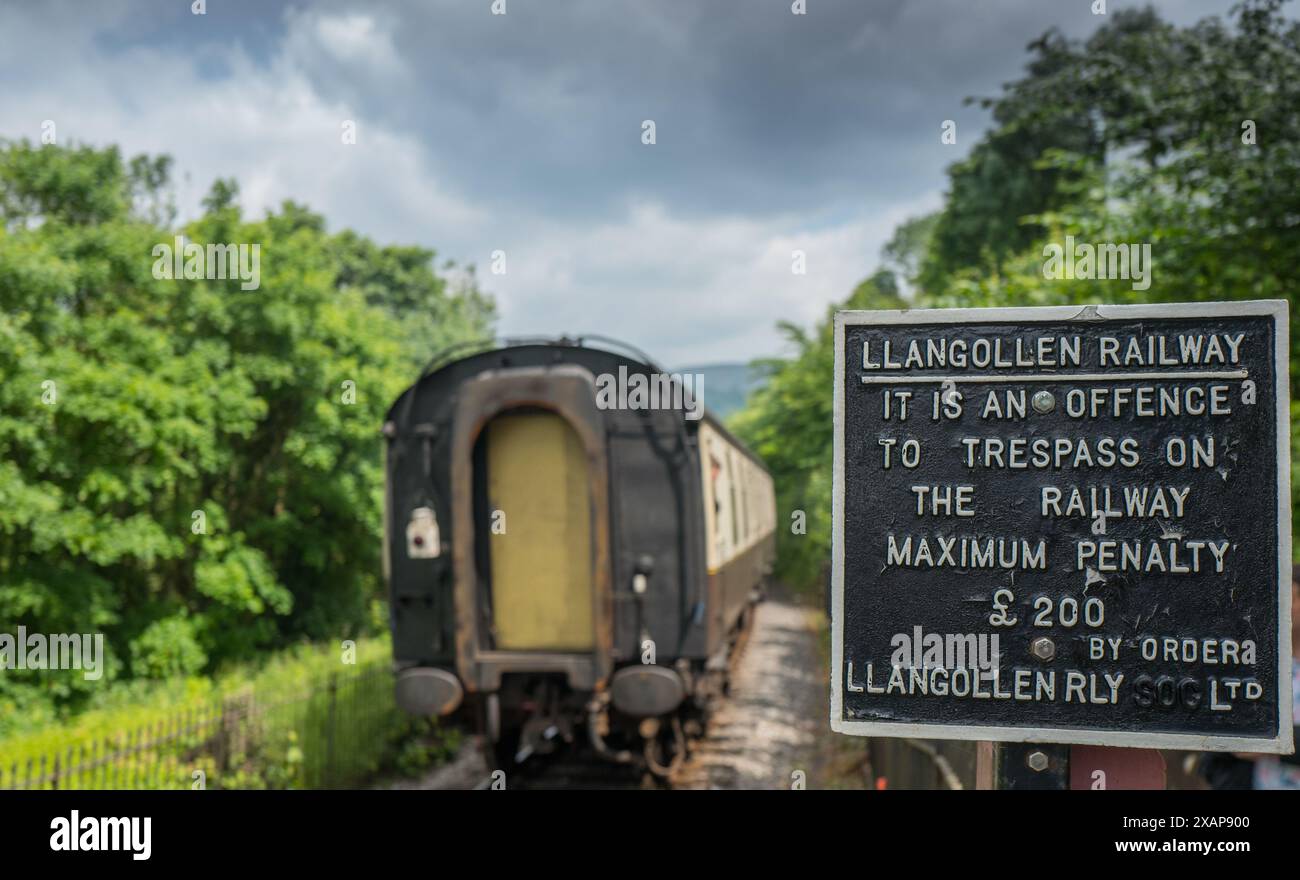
831,302,1294,752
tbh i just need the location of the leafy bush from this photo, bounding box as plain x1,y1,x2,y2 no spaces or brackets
0,140,494,724
129,615,207,679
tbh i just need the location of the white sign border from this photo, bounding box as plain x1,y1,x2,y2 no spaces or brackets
830,301,1295,754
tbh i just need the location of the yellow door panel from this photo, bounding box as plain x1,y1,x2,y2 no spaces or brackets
486,412,594,651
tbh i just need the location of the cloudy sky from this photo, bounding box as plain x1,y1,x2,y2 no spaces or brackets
0,0,1236,365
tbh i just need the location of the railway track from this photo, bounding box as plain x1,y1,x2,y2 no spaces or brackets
670,600,821,790
403,597,819,791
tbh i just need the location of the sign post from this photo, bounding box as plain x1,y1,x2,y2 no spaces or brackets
831,303,1293,782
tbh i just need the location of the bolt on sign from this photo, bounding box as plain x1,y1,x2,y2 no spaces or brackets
830,302,1294,752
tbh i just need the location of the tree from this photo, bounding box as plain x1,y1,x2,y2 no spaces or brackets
0,140,494,724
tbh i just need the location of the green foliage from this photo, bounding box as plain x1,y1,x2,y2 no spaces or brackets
391,716,463,778
2,637,385,751
0,638,437,790
0,140,494,721
922,0,1300,309
880,213,939,287
129,615,207,679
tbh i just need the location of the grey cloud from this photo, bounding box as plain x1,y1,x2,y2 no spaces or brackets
0,0,1243,364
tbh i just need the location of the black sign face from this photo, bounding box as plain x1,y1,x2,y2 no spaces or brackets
830,303,1294,752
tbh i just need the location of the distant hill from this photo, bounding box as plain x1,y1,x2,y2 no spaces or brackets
676,362,767,419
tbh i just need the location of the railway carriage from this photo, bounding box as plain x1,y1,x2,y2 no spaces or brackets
383,337,776,774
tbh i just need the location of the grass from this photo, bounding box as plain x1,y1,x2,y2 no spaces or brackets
0,636,456,789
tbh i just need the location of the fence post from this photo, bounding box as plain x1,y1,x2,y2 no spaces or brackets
325,672,339,788
218,693,249,776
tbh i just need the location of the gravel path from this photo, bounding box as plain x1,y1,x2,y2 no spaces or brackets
673,600,824,789
383,740,488,790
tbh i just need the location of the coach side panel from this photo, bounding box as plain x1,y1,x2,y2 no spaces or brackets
698,422,776,649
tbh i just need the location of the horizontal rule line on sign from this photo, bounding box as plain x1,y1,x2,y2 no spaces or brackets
859,369,1248,385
